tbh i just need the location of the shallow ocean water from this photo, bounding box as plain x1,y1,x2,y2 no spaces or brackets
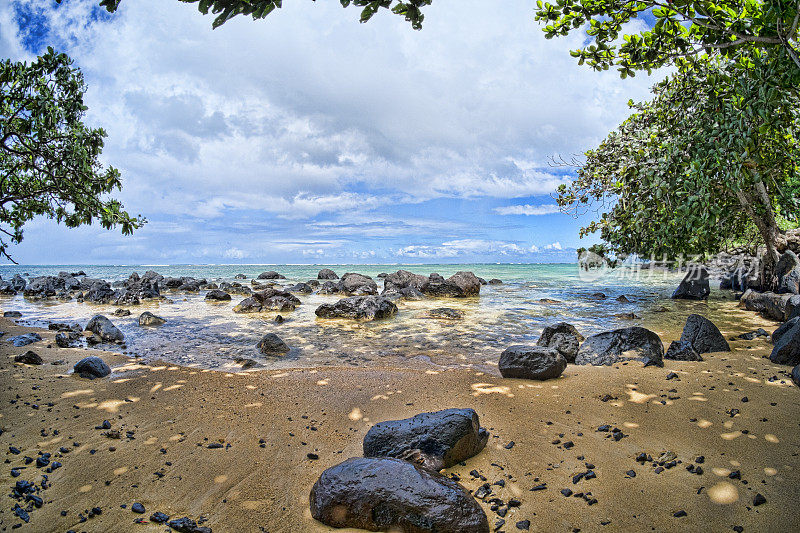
0,263,742,372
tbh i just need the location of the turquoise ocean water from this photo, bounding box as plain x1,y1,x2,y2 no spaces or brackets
0,263,711,372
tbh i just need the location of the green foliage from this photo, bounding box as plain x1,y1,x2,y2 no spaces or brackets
91,0,432,29
556,48,800,259
0,48,144,263
533,0,800,76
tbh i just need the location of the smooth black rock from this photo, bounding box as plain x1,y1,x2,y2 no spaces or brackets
753,493,767,506
131,503,145,514
770,319,800,366
256,333,290,355
85,315,124,342
14,351,42,365
363,408,488,471
575,327,664,367
672,265,710,300
3,311,22,318
257,271,285,280
679,314,730,354
7,333,42,347
315,296,397,321
74,356,111,379
289,282,313,294
536,322,584,363
488,279,503,285
138,312,166,327
167,517,212,533
665,340,703,361
423,271,482,298
337,273,379,295
204,290,231,301
310,457,489,533
317,268,339,280
499,346,567,380
772,317,800,345
792,364,800,387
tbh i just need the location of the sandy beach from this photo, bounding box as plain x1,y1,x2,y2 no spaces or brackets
1,308,798,533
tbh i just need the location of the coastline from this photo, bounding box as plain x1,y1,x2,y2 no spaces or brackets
2,315,798,532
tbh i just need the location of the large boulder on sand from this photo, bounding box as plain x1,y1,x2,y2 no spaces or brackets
85,315,124,342
793,364,800,387
672,265,710,300
773,317,800,345
679,314,730,354
740,290,800,321
310,457,489,533
74,356,111,379
770,320,800,366
317,268,339,280
536,322,584,363
138,312,166,327
257,333,290,355
14,351,42,365
499,346,567,380
575,327,664,367
665,340,703,361
337,273,378,295
776,251,800,294
363,408,489,471
315,296,397,321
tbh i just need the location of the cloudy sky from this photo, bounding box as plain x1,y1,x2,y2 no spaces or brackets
1,0,661,265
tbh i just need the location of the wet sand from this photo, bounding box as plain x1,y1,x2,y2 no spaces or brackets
1,313,798,533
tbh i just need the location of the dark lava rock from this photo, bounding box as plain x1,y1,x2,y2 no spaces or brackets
753,493,767,506
138,311,166,327
289,282,313,294
7,333,42,347
363,408,488,471
772,317,799,345
204,290,231,301
3,310,22,318
74,356,111,379
315,296,397,321
85,315,124,342
233,289,301,313
382,270,428,293
616,295,631,303
113,308,131,317
770,319,800,366
499,346,567,380
317,268,339,280
257,271,285,280
672,265,710,300
150,512,169,523
792,364,800,387
167,517,212,533
777,251,800,294
256,333,290,355
575,327,664,367
337,273,379,295
665,340,703,362
310,457,489,533
423,272,482,298
488,279,503,285
679,314,730,354
429,308,464,320
536,322,584,363
14,351,42,365
131,503,146,513
737,328,769,340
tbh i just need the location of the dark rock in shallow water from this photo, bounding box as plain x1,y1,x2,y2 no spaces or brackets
204,289,231,301
74,356,111,379
337,273,378,295
575,327,664,367
3,311,22,318
488,279,502,285
770,320,800,366
429,308,464,320
234,273,247,280
289,282,313,294
257,271,285,280
7,333,42,347
315,296,397,321
383,270,429,293
318,281,339,294
679,314,730,354
363,408,488,471
310,457,489,533
138,312,166,327
257,333,290,355
665,341,703,361
14,351,42,365
536,322,584,363
113,308,131,317
672,265,710,300
85,315,124,342
423,272,482,298
499,346,567,380
233,289,300,313
317,268,339,280
773,317,800,345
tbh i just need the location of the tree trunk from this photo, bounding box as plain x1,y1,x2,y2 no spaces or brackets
735,185,782,291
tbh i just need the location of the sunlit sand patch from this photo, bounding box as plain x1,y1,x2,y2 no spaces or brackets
143,437,158,445
271,372,289,378
348,408,363,421
626,389,656,404
697,419,713,429
168,366,180,370
168,434,184,442
623,422,639,429
150,366,167,371
150,382,162,393
246,385,256,390
77,402,98,409
729,460,741,467
708,482,738,504
37,436,63,447
214,475,228,483
723,421,734,429
764,467,778,476
471,383,514,398
163,384,183,391
61,389,93,399
712,467,731,477
371,395,389,401
765,434,780,443
316,379,328,386
112,378,132,384
97,399,127,413
721,431,742,440
78,485,92,493
241,501,264,510
244,402,263,408
425,370,439,375
114,467,128,475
